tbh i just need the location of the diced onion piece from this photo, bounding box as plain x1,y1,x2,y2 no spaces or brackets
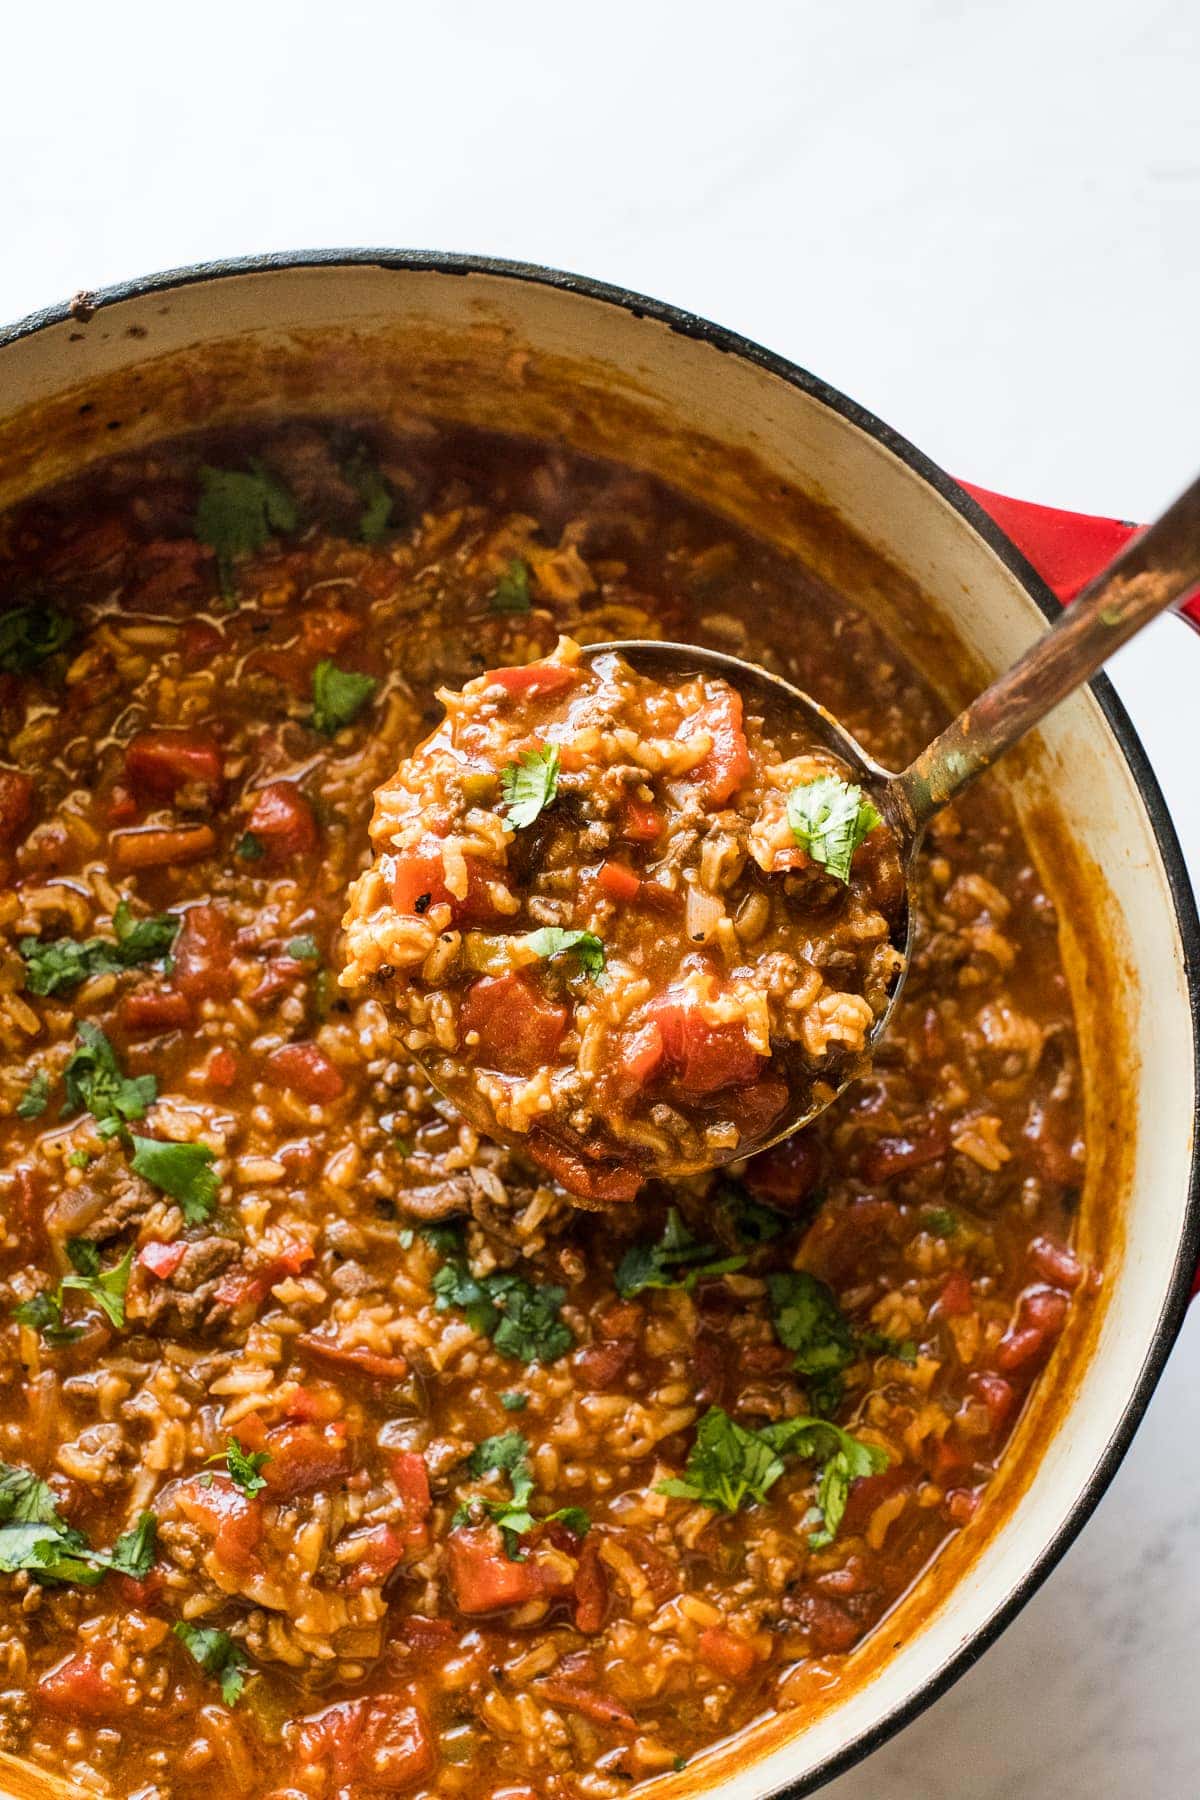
685,883,725,944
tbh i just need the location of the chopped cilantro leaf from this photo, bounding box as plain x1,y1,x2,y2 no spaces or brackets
501,745,560,830
490,1275,574,1364
16,1071,50,1120
61,1244,134,1330
311,659,378,735
524,927,605,978
195,462,297,602
112,900,180,966
0,1464,61,1527
66,1150,91,1170
215,1438,271,1497
767,1271,857,1416
923,1207,959,1237
768,1271,916,1411
657,1406,887,1546
460,1432,588,1559
785,776,881,884
11,1290,82,1344
858,1330,918,1367
62,1024,156,1140
430,1248,573,1365
549,1506,591,1537
714,1181,790,1245
287,934,321,962
615,1207,746,1299
343,443,399,544
657,1407,785,1513
109,1512,158,1578
491,558,532,614
0,1464,158,1586
64,1239,101,1278
16,1241,133,1339
172,1621,249,1706
19,902,179,998
419,1221,464,1259
0,605,75,676
759,1415,889,1548
500,1392,528,1412
236,832,265,862
129,1135,219,1224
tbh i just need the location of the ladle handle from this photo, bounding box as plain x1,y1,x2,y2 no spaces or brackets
893,471,1200,833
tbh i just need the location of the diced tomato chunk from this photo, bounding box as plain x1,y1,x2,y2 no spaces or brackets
246,782,319,865
38,1651,128,1721
936,1268,974,1317
697,1626,758,1681
621,798,662,843
262,1421,350,1499
113,823,215,870
297,1333,409,1381
839,1463,911,1536
205,1045,239,1089
744,1132,823,1209
283,1383,343,1423
173,903,237,1001
596,859,641,903
345,1523,407,1590
527,1132,643,1203
115,1567,164,1608
648,993,762,1096
682,685,751,805
0,769,34,845
536,1678,636,1729
391,845,505,923
399,1615,455,1652
103,782,139,826
173,1473,263,1572
391,849,453,916
484,660,576,697
300,606,361,657
125,729,224,801
612,1020,665,1098
446,1526,547,1613
215,1242,315,1311
267,1041,346,1103
179,620,225,665
572,1534,608,1634
575,1338,636,1390
390,1451,432,1522
138,1240,187,1279
118,985,193,1035
297,1695,435,1790
459,972,568,1074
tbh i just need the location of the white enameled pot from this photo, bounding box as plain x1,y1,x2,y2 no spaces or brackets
0,253,1196,1800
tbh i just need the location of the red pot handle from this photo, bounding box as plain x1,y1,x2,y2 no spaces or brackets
961,480,1200,631
964,480,1200,1297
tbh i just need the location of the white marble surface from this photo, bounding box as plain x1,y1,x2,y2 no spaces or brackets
2,2,1198,1792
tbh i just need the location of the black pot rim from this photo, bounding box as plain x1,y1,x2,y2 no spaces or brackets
4,247,1199,1795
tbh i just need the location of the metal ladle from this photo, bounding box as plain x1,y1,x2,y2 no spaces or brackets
579,468,1200,1169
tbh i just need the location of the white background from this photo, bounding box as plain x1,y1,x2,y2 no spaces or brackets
2,2,1197,1793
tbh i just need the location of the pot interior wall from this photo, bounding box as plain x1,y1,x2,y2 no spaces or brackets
0,262,1193,1800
